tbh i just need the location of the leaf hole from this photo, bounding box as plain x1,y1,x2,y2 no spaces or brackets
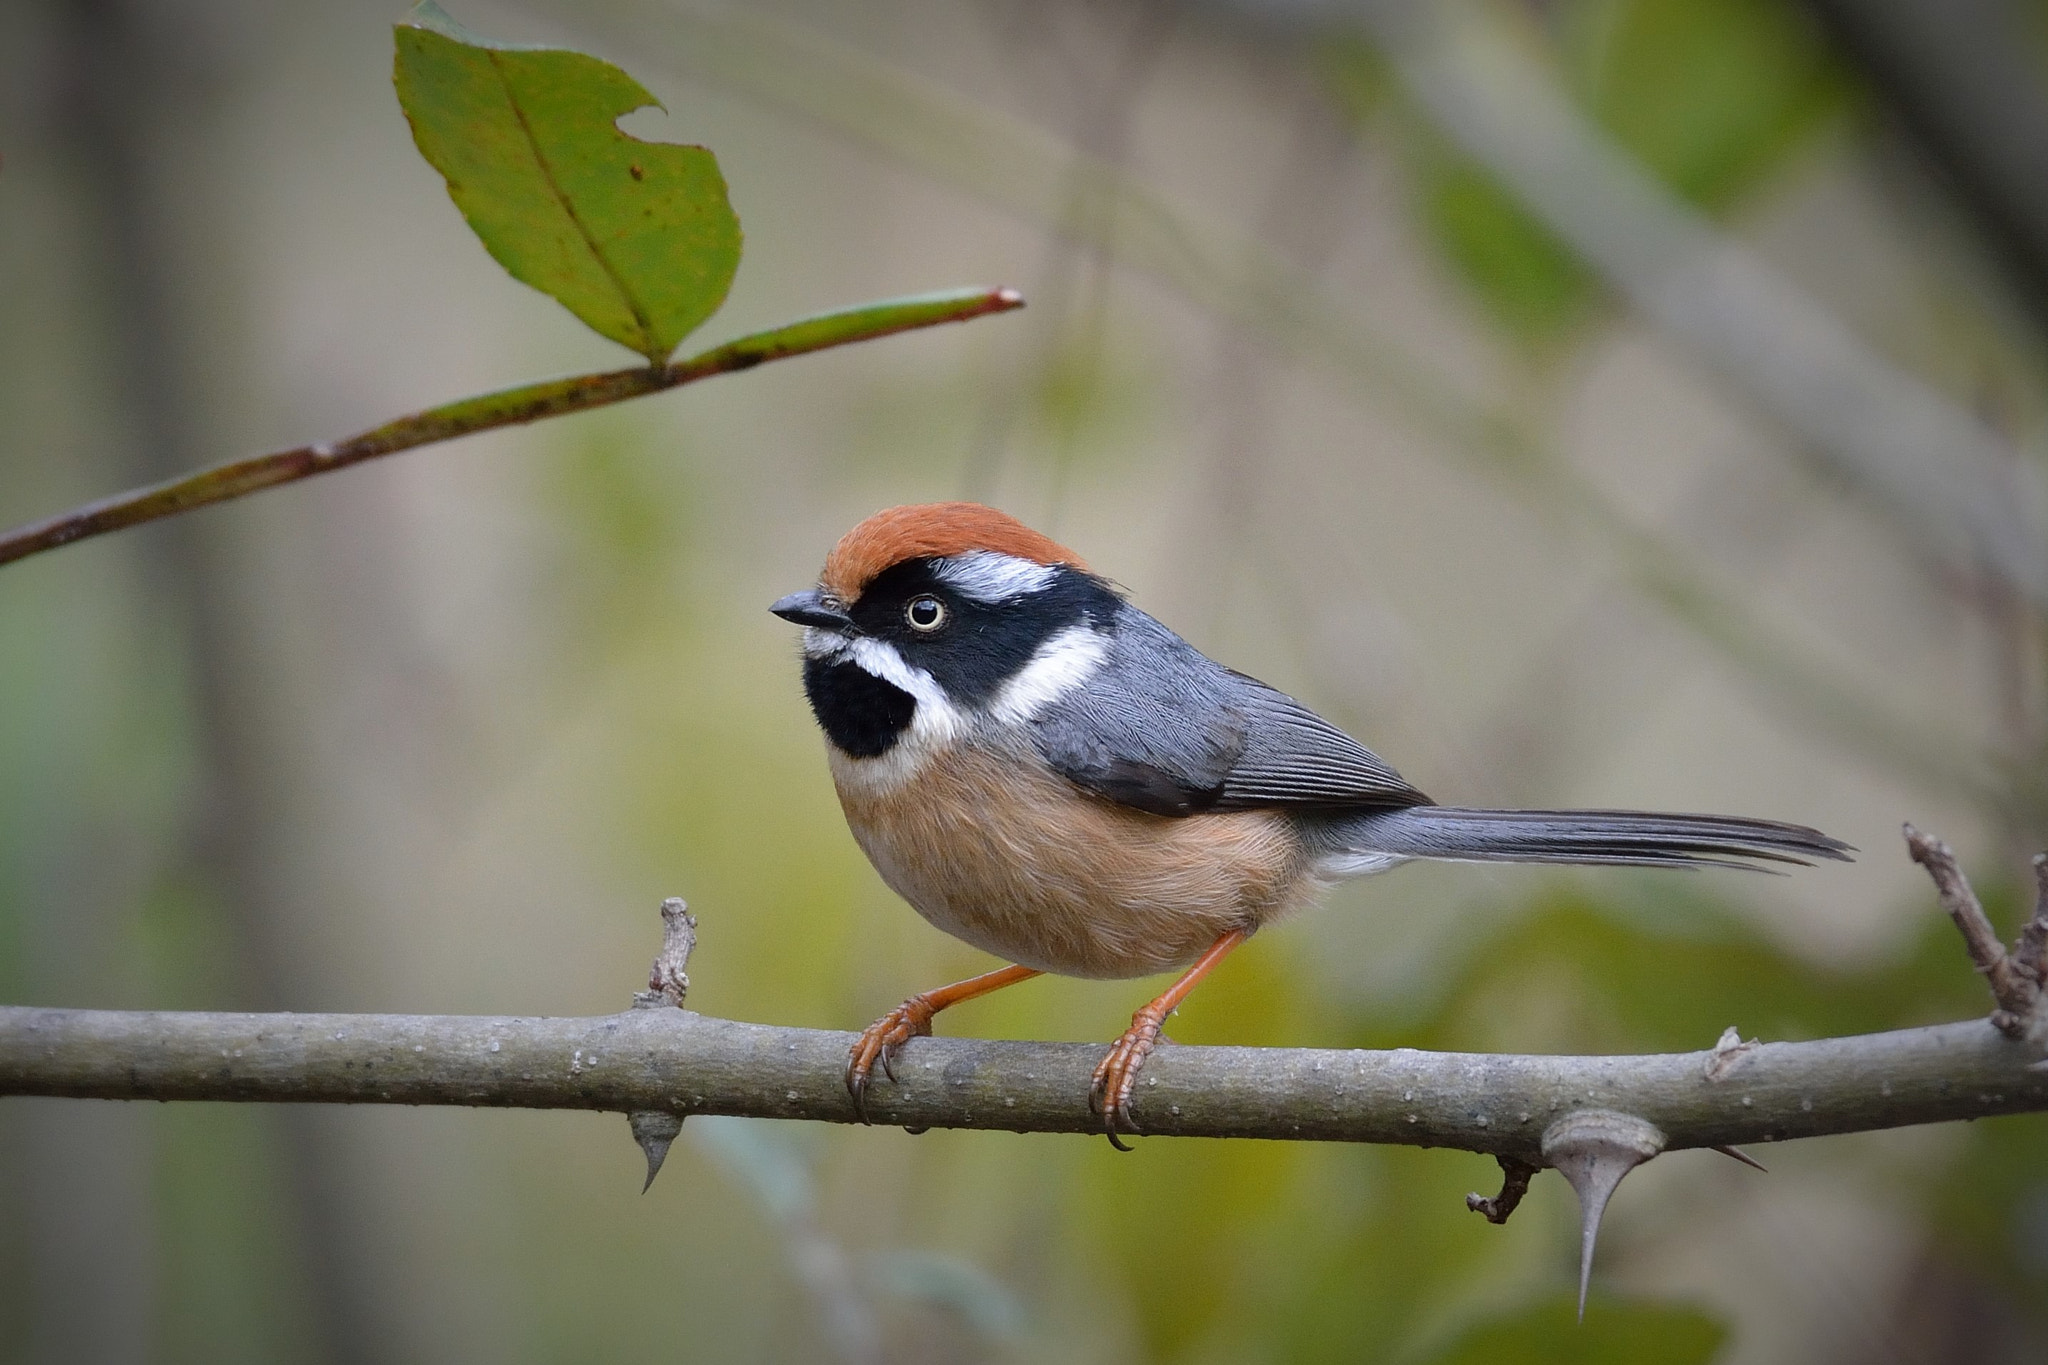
615,105,694,147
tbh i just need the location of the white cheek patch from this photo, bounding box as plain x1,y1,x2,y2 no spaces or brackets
989,625,1110,724
933,550,1058,603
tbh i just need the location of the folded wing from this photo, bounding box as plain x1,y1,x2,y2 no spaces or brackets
1030,607,1429,817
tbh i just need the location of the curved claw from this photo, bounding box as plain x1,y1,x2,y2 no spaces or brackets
843,1052,871,1123
841,965,1045,1127
1084,929,1247,1149
1090,1011,1167,1149
844,996,937,1123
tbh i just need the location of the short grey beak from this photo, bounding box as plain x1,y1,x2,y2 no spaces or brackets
770,589,855,631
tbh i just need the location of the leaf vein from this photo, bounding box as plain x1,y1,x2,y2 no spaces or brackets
485,49,659,358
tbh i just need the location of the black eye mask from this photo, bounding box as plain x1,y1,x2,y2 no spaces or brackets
846,559,1120,708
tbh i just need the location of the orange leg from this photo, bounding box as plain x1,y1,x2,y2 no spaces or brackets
846,964,1042,1121
1090,929,1250,1148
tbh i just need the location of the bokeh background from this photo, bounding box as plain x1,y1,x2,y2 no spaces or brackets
3,0,2047,1360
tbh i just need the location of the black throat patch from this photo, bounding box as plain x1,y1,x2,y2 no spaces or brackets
803,656,916,758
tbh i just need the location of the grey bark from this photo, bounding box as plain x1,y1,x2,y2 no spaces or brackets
5,1005,2043,1160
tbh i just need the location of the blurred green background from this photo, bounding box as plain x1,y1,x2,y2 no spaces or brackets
3,0,2046,1361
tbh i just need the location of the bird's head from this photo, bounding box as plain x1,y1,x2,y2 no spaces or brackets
772,503,1121,759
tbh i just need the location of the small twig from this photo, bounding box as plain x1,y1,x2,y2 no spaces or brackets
1904,823,2042,1036
2020,854,2048,985
1702,1025,1759,1082
1465,1157,1537,1224
635,898,697,1009
0,288,1022,569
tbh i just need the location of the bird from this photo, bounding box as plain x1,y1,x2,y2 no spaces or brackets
771,501,1851,1144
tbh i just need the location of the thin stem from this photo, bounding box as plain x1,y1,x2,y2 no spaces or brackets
2023,853,2048,981
0,288,1023,569
1466,1158,1539,1224
1904,823,2042,1033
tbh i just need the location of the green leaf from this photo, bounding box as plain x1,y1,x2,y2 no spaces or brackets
393,2,742,362
1418,1296,1727,1365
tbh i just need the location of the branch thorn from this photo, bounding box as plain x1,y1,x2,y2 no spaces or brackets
1709,1143,1767,1173
629,1109,684,1192
1542,1110,1665,1321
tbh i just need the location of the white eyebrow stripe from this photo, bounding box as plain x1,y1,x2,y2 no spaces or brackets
988,625,1110,724
932,551,1058,603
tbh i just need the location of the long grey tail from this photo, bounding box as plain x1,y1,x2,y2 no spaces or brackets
1319,805,1853,872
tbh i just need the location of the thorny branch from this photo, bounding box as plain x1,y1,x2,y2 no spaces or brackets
2,833,2044,1152
5,1000,2041,1149
0,288,1022,569
3,831,2046,1306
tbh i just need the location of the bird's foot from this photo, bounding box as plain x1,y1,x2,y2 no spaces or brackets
1090,1006,1170,1151
845,995,939,1122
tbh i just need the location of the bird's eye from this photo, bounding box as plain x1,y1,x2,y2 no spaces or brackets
905,596,947,632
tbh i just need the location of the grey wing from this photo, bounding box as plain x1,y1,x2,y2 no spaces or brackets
1211,670,1429,810
1029,607,1429,817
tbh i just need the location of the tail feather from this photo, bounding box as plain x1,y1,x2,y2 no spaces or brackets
1316,806,1854,874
